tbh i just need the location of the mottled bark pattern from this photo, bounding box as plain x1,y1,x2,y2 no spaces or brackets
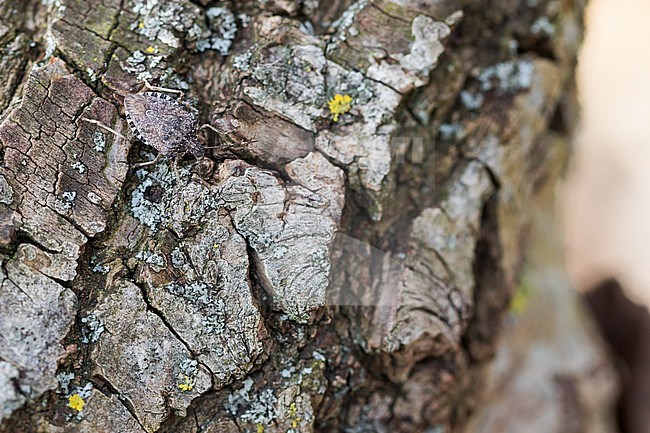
0,0,616,432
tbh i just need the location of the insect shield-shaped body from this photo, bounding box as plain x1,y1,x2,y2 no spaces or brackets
124,92,204,159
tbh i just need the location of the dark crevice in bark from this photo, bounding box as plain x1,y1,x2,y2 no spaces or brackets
468,156,502,190
449,191,506,430
34,266,72,289
549,99,568,133
92,374,150,433
97,0,125,82
462,192,507,362
1,230,53,256
0,0,41,119
134,278,217,380
0,50,30,121
236,223,274,318
516,36,557,61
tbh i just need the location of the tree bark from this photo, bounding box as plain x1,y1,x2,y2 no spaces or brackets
0,0,616,432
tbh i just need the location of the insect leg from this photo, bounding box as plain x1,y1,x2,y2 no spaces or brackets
199,123,221,133
205,138,259,148
200,124,258,147
133,154,161,168
233,137,258,146
143,79,185,100
81,117,128,140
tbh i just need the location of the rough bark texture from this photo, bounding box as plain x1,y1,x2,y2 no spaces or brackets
0,0,617,432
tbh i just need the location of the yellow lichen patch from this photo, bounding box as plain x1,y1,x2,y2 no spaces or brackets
256,424,265,433
146,46,156,54
288,401,301,429
68,393,85,412
178,374,194,392
138,22,145,29
328,94,353,122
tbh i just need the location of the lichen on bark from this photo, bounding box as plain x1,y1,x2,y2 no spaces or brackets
0,0,617,432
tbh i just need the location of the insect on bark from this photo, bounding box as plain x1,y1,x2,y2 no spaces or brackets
82,81,224,168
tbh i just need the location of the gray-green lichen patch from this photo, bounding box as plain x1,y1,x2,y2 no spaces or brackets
531,16,556,37
224,354,327,433
167,345,329,432
91,280,212,432
80,313,104,344
92,131,106,152
129,153,343,324
459,58,535,112
477,59,535,94
137,209,270,386
131,0,203,49
460,90,485,111
56,371,76,395
198,6,237,54
131,0,236,54
130,164,181,231
439,123,466,141
226,379,278,426
328,0,369,42
243,43,328,132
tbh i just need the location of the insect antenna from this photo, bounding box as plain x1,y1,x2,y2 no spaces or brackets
81,117,128,140
143,79,184,100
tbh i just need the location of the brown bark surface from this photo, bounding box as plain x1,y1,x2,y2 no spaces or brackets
0,0,617,432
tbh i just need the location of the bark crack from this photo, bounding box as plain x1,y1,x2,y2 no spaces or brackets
135,279,217,381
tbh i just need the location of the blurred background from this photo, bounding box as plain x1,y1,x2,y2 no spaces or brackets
567,0,650,431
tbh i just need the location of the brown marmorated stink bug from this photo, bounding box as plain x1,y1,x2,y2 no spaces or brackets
82,81,227,168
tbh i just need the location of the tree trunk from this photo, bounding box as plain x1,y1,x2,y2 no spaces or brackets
0,0,617,432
